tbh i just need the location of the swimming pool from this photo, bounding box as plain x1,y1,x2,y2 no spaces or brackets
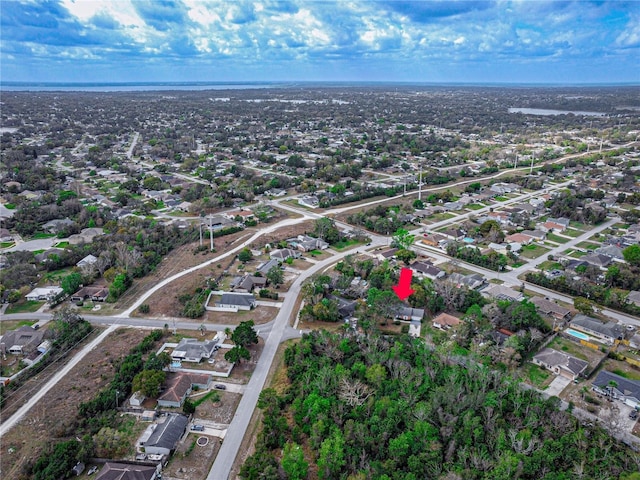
463,237,475,243
566,328,589,341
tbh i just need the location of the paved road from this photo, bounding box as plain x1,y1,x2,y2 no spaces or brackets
0,324,118,437
207,234,387,480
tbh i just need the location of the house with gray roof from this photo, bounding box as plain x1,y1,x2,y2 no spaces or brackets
627,290,640,308
270,248,301,261
395,306,425,322
447,273,486,290
530,297,572,321
410,261,445,280
581,253,612,269
533,348,588,380
594,244,625,261
171,338,218,363
482,284,524,302
137,413,188,456
95,462,159,480
571,314,623,345
592,371,640,409
214,292,256,311
0,326,46,355
256,259,281,275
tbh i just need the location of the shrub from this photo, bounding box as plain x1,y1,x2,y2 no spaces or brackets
139,304,150,314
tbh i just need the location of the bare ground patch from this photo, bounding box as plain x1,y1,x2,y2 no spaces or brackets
0,328,149,480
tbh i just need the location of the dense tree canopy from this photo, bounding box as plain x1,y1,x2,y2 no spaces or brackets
241,330,639,480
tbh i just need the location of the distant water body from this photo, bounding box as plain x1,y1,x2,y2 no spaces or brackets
0,82,290,92
509,107,607,117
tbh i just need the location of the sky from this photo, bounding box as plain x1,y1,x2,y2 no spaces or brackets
1,0,639,85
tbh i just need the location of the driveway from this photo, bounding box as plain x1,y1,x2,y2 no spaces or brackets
545,375,572,397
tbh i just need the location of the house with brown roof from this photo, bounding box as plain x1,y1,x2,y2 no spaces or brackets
70,285,109,302
530,297,572,322
432,312,461,330
95,462,160,480
505,232,534,245
157,372,212,408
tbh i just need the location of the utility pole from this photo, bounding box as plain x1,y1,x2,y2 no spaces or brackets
199,221,203,247
530,151,535,175
513,153,518,170
418,166,423,201
209,215,214,251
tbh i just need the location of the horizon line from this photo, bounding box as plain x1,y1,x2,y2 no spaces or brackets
2,80,639,88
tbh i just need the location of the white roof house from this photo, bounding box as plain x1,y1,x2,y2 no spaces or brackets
25,286,63,302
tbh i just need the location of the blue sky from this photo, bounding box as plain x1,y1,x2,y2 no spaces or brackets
1,0,638,84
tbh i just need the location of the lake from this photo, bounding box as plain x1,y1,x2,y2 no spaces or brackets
509,107,606,117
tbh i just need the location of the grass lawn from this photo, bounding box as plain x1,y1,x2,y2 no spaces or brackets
566,250,588,258
54,241,70,248
538,260,564,271
563,228,585,238
494,196,509,201
611,368,640,381
43,267,74,282
425,212,457,222
466,203,485,210
519,244,550,259
31,232,56,240
0,319,37,335
576,241,600,250
332,239,362,250
5,301,43,314
546,233,570,244
525,362,552,388
613,223,630,230
0,241,15,248
569,221,586,230
549,336,590,361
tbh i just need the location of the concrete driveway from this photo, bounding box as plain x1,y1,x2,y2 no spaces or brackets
546,375,572,397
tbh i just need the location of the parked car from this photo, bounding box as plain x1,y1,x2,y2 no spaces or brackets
87,466,98,475
191,424,205,431
214,384,227,390
630,410,638,420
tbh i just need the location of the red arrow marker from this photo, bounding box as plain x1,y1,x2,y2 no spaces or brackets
392,268,415,301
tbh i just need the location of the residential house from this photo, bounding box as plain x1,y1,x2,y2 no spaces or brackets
171,338,218,363
490,182,519,194
447,273,486,290
595,244,624,261
76,254,98,268
410,261,445,280
533,348,589,380
521,229,546,241
203,214,236,231
442,228,465,241
547,217,571,229
538,221,566,233
288,235,329,252
626,290,640,308
592,371,640,409
68,227,104,245
330,295,358,319
395,306,425,322
215,292,256,311
0,228,12,242
230,275,267,293
299,195,320,208
530,297,572,322
570,314,623,345
432,312,461,330
42,218,75,233
376,248,398,262
270,248,301,261
266,188,287,197
157,372,212,408
505,233,534,245
137,413,189,455
256,259,281,276
95,462,160,480
70,285,109,302
25,286,63,302
482,284,524,302
0,326,46,354
421,232,448,248
224,209,255,222
443,201,464,212
129,391,146,407
581,253,612,269
486,211,511,225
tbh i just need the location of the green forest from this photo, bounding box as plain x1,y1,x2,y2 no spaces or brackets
242,330,639,480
